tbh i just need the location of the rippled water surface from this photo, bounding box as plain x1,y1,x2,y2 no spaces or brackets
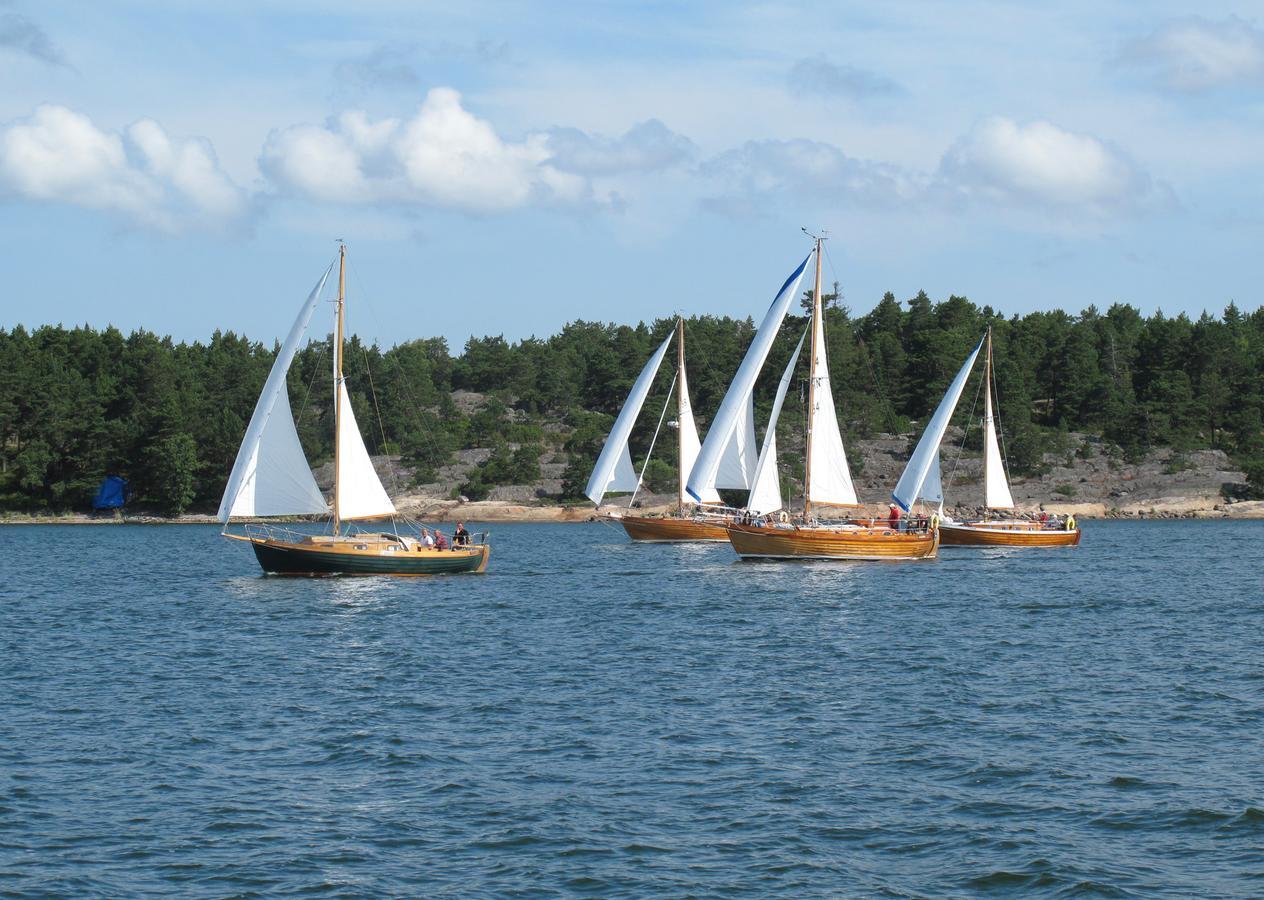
2,520,1262,895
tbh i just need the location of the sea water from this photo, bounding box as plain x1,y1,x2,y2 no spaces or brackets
1,520,1261,895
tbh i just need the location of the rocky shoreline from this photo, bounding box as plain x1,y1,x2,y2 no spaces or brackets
4,495,1263,525
5,431,1260,525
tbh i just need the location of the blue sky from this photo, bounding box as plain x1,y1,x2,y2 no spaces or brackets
1,1,1262,350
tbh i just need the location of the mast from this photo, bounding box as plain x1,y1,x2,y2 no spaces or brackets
333,242,346,536
802,236,823,521
676,317,686,517
983,327,992,521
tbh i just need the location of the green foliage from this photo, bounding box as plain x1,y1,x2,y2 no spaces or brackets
459,442,544,500
1053,483,1077,498
1,294,1263,513
145,433,199,515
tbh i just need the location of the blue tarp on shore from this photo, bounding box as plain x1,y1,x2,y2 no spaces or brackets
92,475,129,510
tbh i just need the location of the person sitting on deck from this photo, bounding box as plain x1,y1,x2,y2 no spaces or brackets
887,503,901,531
454,523,471,546
420,528,435,549
434,531,449,551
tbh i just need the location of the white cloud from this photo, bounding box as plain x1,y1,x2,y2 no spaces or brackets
0,105,247,231
260,87,591,213
1122,16,1264,91
544,119,694,176
937,117,1158,213
698,138,923,217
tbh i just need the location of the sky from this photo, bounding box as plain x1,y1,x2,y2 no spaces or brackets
1,1,1262,350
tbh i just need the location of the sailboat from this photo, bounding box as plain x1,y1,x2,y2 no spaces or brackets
218,245,491,575
936,329,1082,547
585,318,757,541
694,235,938,561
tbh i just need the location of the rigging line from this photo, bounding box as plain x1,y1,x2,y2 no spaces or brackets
821,243,843,306
344,253,448,531
857,337,900,434
946,366,985,495
293,342,327,431
629,370,677,508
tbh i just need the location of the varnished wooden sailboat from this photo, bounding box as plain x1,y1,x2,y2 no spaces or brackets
587,319,756,542
218,245,490,575
938,329,1081,547
688,236,936,561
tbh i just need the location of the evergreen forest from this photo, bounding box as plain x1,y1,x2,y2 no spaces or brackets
2,289,1263,514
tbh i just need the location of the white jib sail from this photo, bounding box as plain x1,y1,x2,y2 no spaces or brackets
336,386,397,519
218,266,334,522
677,363,722,505
920,448,944,508
686,252,812,502
585,330,675,505
714,393,758,489
747,331,806,516
983,382,1015,509
891,335,985,512
806,313,857,506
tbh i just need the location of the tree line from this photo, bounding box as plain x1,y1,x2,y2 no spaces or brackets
1,290,1261,514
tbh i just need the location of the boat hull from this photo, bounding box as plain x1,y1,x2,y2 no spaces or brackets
618,515,731,542
939,522,1081,547
726,522,938,561
249,538,490,575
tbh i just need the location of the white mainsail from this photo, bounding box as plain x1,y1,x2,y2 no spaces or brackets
218,267,333,522
747,331,807,516
585,330,675,505
982,376,1015,509
891,336,984,512
806,309,857,506
677,363,722,505
335,386,397,520
686,252,813,502
919,448,944,509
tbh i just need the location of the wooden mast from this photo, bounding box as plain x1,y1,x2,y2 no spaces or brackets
802,236,823,521
676,316,686,517
983,326,992,522
333,242,346,536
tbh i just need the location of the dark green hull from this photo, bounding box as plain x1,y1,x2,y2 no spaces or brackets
252,541,488,576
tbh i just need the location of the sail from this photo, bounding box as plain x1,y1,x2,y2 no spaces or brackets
919,448,944,507
747,331,806,516
714,394,758,489
891,336,985,512
585,330,674,505
678,364,722,505
686,252,812,501
806,313,857,506
218,267,333,522
336,386,397,520
983,383,1015,509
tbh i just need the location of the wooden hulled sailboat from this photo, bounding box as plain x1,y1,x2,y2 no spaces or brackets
218,245,490,575
938,330,1081,547
691,236,936,561
586,318,758,542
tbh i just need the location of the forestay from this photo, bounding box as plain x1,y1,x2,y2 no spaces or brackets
891,336,985,512
585,331,675,505
218,267,333,522
686,252,812,502
747,331,806,516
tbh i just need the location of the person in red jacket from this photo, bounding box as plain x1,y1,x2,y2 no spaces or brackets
887,503,901,530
